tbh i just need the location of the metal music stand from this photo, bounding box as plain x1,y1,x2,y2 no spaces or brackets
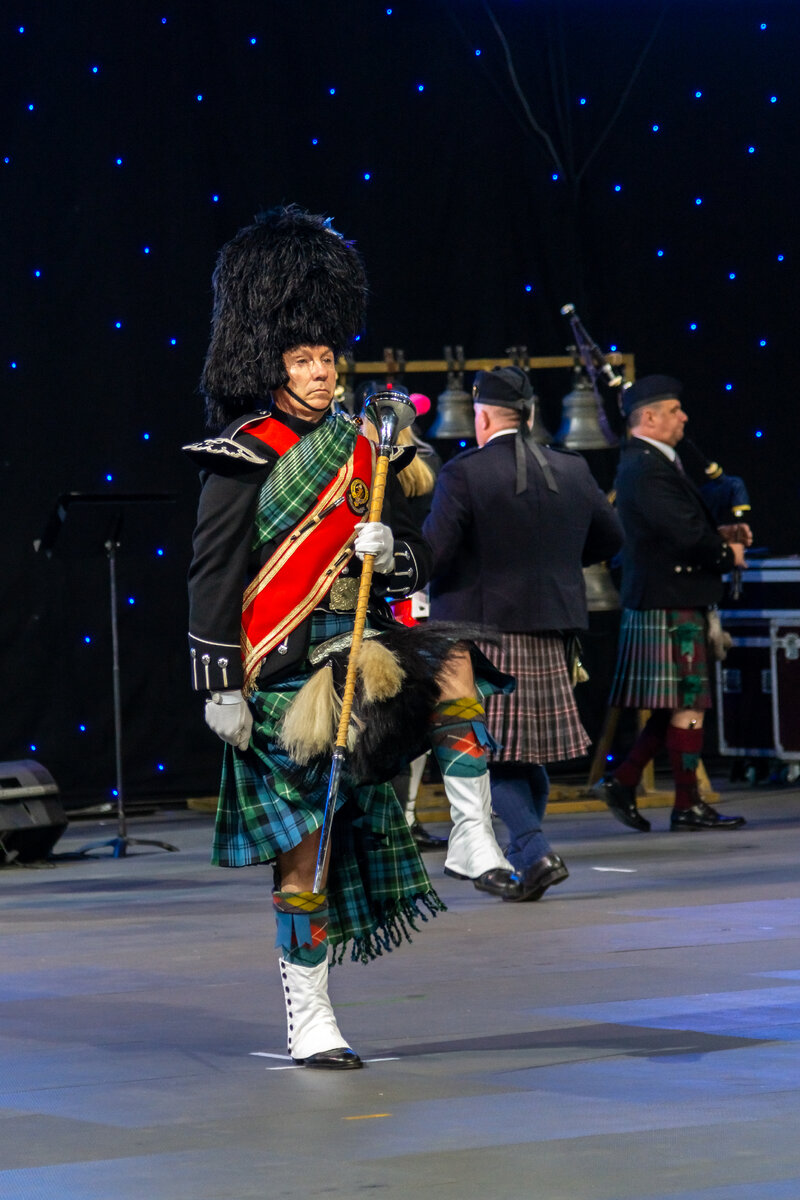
35,492,180,857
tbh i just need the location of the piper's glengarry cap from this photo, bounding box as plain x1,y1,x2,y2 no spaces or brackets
621,374,682,417
472,365,533,409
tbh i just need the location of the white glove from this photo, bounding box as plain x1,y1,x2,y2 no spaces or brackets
204,689,253,750
353,521,395,574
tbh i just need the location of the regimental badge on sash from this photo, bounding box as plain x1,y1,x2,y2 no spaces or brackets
347,478,370,515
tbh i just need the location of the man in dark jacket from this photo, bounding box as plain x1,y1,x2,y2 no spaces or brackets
601,374,750,832
424,366,623,900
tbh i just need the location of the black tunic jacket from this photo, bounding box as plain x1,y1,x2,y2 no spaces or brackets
423,435,623,632
614,437,735,610
186,408,431,691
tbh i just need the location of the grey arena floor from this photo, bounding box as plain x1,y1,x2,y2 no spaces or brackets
1,784,799,1200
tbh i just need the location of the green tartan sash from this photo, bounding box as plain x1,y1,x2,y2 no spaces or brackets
251,412,358,550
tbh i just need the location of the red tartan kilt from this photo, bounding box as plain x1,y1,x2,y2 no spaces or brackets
609,608,711,710
475,632,589,765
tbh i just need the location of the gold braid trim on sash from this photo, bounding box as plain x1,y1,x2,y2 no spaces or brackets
241,437,376,693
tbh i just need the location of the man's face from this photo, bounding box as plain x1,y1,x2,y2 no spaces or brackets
273,345,337,420
642,397,687,447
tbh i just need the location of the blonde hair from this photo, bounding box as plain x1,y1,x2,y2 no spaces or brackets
363,422,436,499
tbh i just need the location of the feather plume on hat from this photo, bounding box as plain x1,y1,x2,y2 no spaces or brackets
200,204,368,430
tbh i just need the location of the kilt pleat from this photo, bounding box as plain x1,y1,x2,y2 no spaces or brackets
609,608,711,710
476,633,589,764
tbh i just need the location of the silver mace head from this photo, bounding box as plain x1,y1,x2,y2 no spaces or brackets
363,386,416,447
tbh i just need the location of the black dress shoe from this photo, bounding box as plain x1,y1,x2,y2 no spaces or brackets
670,800,746,831
444,865,523,899
504,852,570,902
293,1047,363,1069
600,777,651,832
410,821,448,850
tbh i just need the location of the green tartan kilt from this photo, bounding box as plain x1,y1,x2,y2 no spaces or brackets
211,613,445,962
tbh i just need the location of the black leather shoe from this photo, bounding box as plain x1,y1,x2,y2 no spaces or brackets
293,1047,363,1069
444,865,523,899
670,800,746,831
504,852,570,902
410,821,448,850
600,777,651,832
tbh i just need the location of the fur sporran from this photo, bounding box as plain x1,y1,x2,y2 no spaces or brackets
278,623,493,784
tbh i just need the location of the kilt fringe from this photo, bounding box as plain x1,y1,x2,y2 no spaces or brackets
334,890,448,965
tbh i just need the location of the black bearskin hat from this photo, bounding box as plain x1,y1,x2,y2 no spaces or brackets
200,205,368,430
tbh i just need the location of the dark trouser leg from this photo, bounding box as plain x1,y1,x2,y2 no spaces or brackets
489,763,551,872
490,763,568,901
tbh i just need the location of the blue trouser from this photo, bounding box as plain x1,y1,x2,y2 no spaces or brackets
489,764,552,870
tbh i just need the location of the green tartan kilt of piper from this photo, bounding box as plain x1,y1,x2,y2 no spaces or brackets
212,612,446,963
608,607,711,711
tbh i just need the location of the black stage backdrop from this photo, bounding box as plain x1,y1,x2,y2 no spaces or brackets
2,0,798,803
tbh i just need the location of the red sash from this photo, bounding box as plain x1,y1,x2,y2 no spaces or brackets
240,417,375,692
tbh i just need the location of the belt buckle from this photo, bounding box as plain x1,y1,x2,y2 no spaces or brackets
329,576,359,613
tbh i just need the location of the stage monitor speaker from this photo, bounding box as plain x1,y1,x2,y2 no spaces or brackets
0,759,68,863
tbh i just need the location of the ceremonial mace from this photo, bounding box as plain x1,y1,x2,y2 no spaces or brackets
312,387,417,893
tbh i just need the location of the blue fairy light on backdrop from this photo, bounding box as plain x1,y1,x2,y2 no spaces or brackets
2,0,796,796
